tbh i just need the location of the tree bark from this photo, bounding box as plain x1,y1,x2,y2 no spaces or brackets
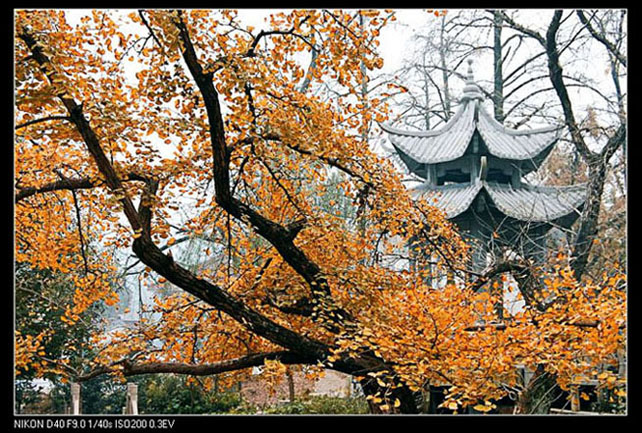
75,351,314,382
544,11,626,280
438,17,452,120
359,377,420,414
493,11,505,122
516,368,559,414
286,367,295,402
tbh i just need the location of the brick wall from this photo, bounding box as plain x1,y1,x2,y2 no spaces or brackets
240,369,353,407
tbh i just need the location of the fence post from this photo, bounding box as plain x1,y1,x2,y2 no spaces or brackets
570,387,580,412
70,382,81,415
124,383,138,415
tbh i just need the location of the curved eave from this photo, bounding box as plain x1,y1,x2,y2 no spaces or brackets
412,182,483,219
413,181,587,226
380,101,476,164
391,143,426,178
383,100,563,168
477,106,563,161
519,142,557,176
483,182,588,225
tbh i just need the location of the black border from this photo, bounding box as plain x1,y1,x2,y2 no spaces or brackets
6,3,637,430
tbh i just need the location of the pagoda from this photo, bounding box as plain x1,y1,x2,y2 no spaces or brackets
381,60,587,271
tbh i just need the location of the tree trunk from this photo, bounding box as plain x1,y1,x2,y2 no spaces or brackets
493,11,505,122
439,17,452,120
571,160,607,279
516,368,559,414
359,378,420,414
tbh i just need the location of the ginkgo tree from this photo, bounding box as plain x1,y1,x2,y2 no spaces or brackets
15,9,625,414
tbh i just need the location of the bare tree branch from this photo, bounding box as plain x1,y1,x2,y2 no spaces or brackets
15,115,71,130
576,10,626,67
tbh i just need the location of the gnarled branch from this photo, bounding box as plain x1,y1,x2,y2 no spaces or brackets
75,350,315,382
15,172,151,203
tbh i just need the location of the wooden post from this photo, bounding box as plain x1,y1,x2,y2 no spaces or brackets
522,366,534,388
286,368,295,403
70,382,81,415
617,348,626,378
124,383,138,415
570,387,580,412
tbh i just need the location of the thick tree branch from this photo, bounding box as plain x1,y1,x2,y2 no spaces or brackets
467,259,626,332
18,25,349,370
569,140,623,279
15,172,151,203
130,235,333,359
468,259,547,311
16,177,95,202
18,29,144,233
15,115,71,130
544,10,593,160
137,177,160,235
600,122,626,161
174,12,356,334
75,350,314,382
539,11,626,279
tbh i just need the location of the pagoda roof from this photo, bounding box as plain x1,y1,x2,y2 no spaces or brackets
381,60,563,166
381,100,562,165
413,180,587,225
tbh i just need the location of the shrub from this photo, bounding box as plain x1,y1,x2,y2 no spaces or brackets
260,396,369,414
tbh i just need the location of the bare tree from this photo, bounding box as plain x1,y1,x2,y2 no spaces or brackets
499,9,626,280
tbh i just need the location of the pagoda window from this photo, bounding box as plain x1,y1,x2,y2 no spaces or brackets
486,168,512,184
438,169,470,185
436,158,472,185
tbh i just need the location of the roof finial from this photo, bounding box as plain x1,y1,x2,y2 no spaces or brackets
466,58,475,83
461,58,483,101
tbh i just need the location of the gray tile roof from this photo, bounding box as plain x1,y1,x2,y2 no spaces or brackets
413,181,482,218
382,102,476,164
388,60,585,227
381,99,562,164
412,180,587,223
485,182,586,223
477,107,563,160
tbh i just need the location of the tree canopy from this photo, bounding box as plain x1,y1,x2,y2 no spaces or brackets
15,9,625,414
